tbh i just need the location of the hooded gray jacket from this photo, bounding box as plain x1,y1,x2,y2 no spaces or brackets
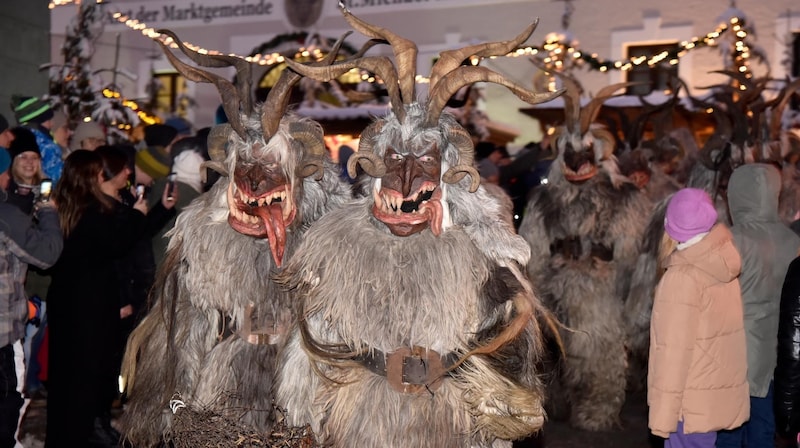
729,163,800,397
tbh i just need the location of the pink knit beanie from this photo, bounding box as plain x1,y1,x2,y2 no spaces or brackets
664,188,718,243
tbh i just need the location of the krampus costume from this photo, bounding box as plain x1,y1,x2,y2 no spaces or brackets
517,79,651,431
273,5,561,447
120,31,352,446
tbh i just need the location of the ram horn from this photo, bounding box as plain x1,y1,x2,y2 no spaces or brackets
441,126,481,192
290,121,326,180
348,122,386,179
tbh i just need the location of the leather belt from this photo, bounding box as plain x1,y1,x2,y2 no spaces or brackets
550,236,613,261
354,346,460,394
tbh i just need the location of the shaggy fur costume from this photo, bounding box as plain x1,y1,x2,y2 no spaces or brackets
275,196,544,447
120,116,352,446
518,158,650,431
272,100,550,446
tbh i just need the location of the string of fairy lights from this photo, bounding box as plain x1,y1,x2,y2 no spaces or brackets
49,0,753,83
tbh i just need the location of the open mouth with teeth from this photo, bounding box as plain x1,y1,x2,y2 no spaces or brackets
562,161,598,182
371,182,444,236
227,181,296,267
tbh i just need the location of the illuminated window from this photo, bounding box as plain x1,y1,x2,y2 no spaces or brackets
152,72,189,115
625,43,678,96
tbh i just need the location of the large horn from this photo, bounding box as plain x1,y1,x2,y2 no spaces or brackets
261,67,302,139
560,75,583,135
347,122,386,178
290,121,326,180
339,1,417,104
425,65,562,128
283,56,404,121
158,29,253,115
156,37,247,140
261,31,356,138
579,82,639,135
441,126,481,192
429,19,539,89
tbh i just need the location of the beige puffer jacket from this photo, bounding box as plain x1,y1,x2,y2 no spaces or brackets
648,224,749,437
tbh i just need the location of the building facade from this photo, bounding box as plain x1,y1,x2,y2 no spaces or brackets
49,0,799,146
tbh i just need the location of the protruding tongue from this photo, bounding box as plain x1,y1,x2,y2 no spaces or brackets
420,200,444,236
255,204,287,267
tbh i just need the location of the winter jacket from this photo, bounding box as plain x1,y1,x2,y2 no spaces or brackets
0,195,62,348
728,163,800,397
648,224,749,437
775,256,800,437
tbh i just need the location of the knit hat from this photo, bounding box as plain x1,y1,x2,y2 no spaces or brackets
8,127,40,159
664,188,718,243
11,95,54,125
0,113,8,134
0,148,10,174
172,149,204,193
164,116,193,137
70,121,106,151
144,124,178,148
135,145,171,179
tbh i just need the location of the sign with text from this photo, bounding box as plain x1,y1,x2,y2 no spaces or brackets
51,0,534,31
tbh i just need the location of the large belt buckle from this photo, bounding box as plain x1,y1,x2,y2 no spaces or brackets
386,346,446,394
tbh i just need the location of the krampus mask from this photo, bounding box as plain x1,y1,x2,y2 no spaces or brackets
549,75,633,185
284,3,560,237
157,30,336,266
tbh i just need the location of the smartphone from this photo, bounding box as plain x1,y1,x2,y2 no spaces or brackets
167,173,177,200
39,179,53,202
135,184,146,199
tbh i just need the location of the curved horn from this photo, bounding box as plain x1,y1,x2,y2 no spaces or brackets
284,56,405,121
261,67,302,139
347,122,386,178
157,39,247,140
339,2,417,104
261,31,353,139
201,124,232,178
769,78,800,141
560,75,583,135
425,65,562,128
579,82,638,135
157,29,253,115
289,121,326,180
441,126,481,192
430,19,539,89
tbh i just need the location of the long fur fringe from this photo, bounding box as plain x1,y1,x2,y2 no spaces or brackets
518,168,651,431
120,114,353,446
275,195,549,447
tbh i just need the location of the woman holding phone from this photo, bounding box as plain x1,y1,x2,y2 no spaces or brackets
44,150,153,447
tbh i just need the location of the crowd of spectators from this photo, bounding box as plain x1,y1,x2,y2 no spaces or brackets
0,93,215,447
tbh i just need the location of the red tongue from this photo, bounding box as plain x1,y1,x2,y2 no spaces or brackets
255,204,287,267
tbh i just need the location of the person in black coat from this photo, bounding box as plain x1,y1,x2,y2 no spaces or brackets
775,255,800,446
44,150,171,447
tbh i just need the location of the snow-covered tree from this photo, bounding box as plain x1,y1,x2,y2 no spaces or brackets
47,3,139,144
